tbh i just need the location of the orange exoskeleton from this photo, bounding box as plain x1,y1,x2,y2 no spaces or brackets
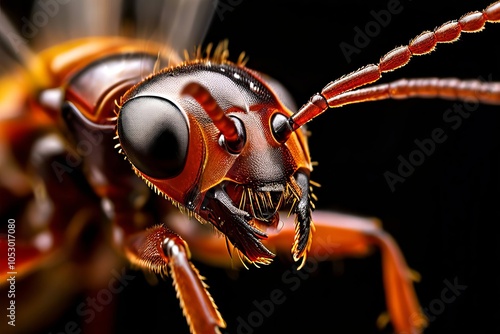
1,1,499,334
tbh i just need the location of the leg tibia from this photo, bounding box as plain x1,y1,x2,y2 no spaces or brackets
269,211,428,334
170,210,427,333
123,224,225,334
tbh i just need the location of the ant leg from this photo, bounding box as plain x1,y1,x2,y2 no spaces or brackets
171,210,427,333
121,223,226,334
268,211,427,334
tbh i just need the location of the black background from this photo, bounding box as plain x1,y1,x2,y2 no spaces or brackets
2,0,500,333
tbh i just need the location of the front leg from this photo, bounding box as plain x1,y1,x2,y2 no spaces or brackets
171,210,427,334
123,224,225,334
268,211,428,334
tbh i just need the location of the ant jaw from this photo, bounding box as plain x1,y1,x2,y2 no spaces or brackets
288,171,315,269
199,184,275,265
197,171,315,267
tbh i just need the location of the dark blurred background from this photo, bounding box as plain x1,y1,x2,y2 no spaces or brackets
2,0,499,333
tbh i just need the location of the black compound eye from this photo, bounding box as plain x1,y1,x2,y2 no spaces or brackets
117,96,189,179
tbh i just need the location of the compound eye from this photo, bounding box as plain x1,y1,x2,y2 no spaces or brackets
118,96,189,179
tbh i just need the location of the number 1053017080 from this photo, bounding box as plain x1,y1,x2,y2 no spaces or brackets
1,1,499,333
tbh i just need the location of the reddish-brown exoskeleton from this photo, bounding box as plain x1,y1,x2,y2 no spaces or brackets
1,1,499,333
